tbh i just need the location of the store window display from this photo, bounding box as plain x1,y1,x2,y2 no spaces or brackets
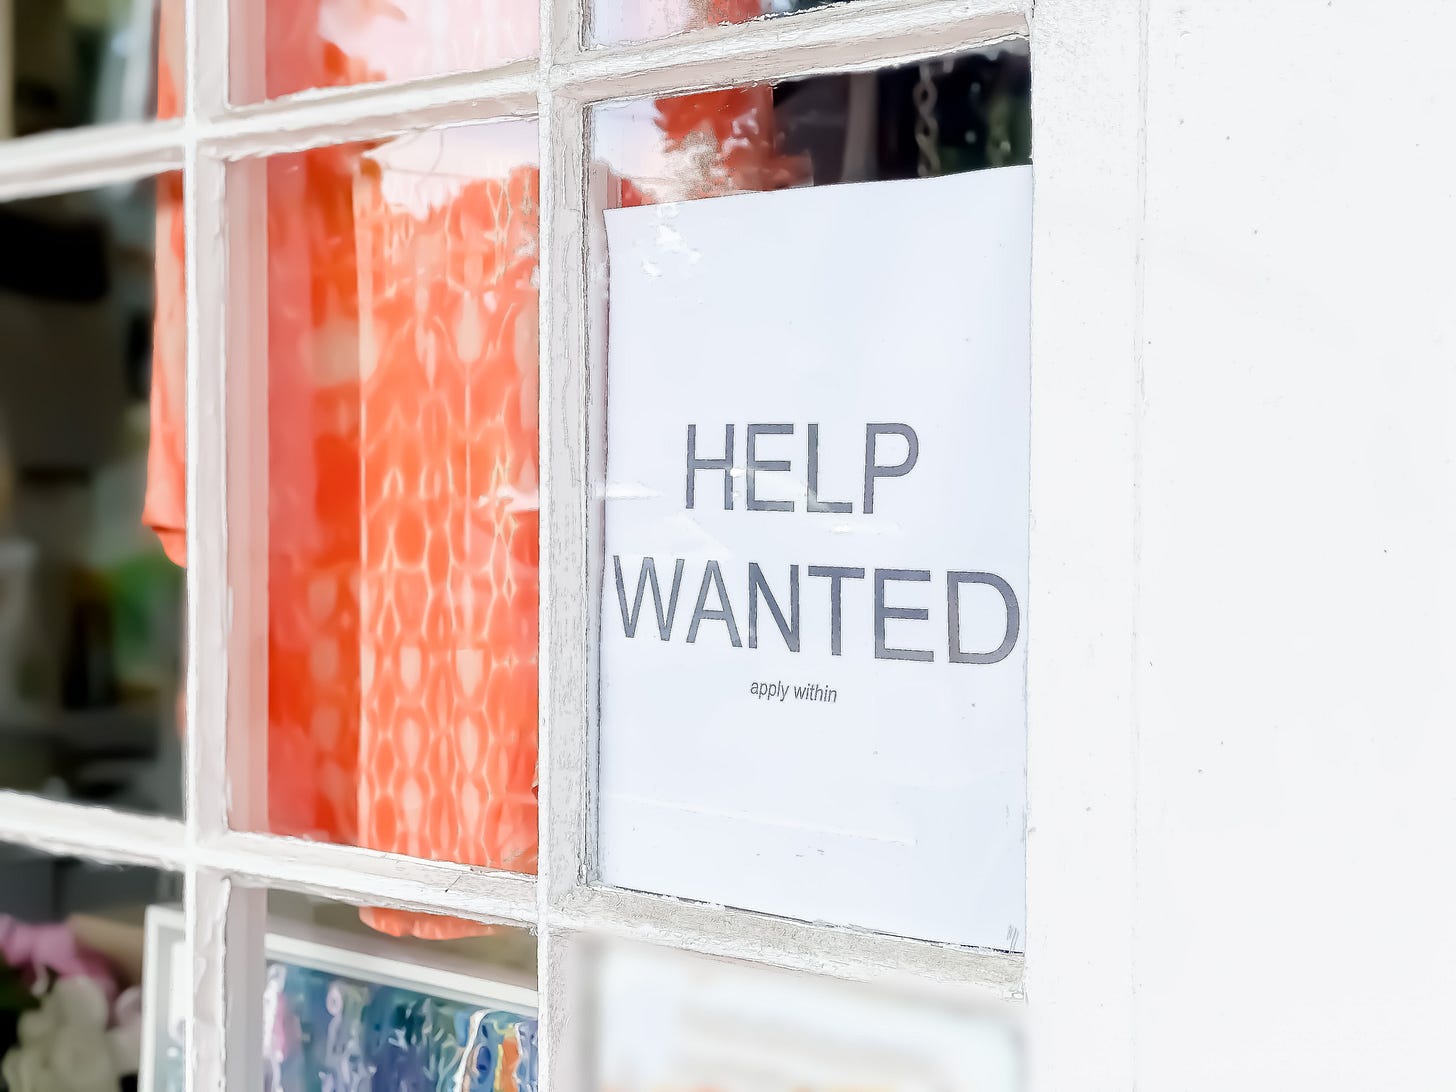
145,0,1030,941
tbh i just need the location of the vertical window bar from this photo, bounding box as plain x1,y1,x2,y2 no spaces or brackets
537,94,592,916
184,870,266,1090
538,0,590,1083
549,0,587,62
183,0,266,1085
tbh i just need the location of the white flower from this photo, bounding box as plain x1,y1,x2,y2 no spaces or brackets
2,1042,46,1091
48,977,111,1032
50,1038,117,1092
15,1003,56,1044
0,977,121,1092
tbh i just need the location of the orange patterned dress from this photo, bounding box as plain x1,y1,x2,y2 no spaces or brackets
352,139,543,935
147,0,796,940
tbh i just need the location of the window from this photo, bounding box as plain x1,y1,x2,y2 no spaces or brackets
0,0,1058,1085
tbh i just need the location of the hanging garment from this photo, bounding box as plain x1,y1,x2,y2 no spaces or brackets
149,7,537,937
351,136,542,937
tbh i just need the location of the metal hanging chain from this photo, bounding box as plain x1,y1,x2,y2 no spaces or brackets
914,62,941,178
914,59,957,178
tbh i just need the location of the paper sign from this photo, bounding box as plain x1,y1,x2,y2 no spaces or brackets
599,167,1031,950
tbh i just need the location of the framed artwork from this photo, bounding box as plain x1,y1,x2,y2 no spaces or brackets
139,906,537,1091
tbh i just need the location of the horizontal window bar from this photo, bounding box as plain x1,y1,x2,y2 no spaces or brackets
0,794,534,925
0,798,1024,991
203,831,541,927
554,0,1027,103
0,120,184,201
553,884,1025,998
204,60,540,160
0,793,189,870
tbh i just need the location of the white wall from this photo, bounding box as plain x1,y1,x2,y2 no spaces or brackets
1029,1,1455,1087
1135,0,1455,1086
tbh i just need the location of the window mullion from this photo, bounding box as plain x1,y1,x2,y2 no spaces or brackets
201,63,539,160
183,0,267,1083
537,0,593,1073
200,832,538,924
556,886,1025,995
0,121,184,202
184,869,266,1090
0,794,188,870
549,0,586,59
180,147,245,852
536,89,592,922
182,128,267,1092
554,0,1028,99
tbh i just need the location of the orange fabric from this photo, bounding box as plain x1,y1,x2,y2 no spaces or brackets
353,158,542,936
144,0,185,562
262,143,368,843
144,168,185,568
255,7,382,842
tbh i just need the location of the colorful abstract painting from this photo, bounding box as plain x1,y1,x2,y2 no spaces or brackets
156,961,536,1091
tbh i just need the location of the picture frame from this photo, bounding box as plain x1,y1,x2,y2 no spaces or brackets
138,905,538,1091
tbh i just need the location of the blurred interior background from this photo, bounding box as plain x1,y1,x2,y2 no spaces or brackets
0,0,181,941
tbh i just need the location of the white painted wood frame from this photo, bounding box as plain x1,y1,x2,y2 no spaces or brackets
0,0,1150,1088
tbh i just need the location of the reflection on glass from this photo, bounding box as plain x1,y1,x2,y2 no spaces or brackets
4,0,165,138
593,0,855,48
144,895,538,1090
232,0,539,102
258,899,538,1088
144,123,540,911
0,178,183,817
587,939,1023,1091
0,849,178,1089
595,43,1031,209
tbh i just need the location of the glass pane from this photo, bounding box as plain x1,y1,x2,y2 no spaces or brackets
249,893,535,1086
140,893,537,1090
593,47,1031,949
142,122,540,881
594,0,852,48
0,846,180,1090
232,0,539,103
4,0,173,138
594,45,1030,202
582,937,1023,1090
0,176,184,818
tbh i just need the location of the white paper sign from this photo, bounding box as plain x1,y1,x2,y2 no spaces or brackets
599,167,1031,950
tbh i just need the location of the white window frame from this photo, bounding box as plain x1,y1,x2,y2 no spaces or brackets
0,0,1147,1086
